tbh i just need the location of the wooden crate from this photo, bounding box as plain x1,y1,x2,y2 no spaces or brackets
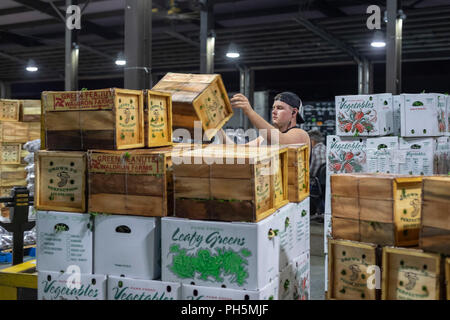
173,146,287,222
382,246,443,300
359,175,423,247
273,148,289,210
88,149,169,217
35,151,87,213
330,174,360,220
327,239,380,300
0,143,28,165
0,164,27,187
152,73,233,141
287,144,310,203
0,121,40,143
145,90,173,148
332,216,360,241
20,100,41,122
420,176,450,255
0,99,21,121
42,88,144,151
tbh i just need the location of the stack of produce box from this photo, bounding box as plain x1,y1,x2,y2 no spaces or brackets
35,73,240,300
0,99,41,219
325,92,450,296
327,173,449,300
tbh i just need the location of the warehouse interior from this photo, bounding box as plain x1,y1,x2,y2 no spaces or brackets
0,0,449,302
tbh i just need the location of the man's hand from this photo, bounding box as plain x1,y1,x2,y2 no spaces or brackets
230,94,252,113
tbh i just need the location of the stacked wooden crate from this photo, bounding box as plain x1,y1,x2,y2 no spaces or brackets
0,99,41,218
328,173,449,300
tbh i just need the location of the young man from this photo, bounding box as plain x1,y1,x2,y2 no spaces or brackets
220,92,310,147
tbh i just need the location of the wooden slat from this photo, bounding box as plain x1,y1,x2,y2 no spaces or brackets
89,193,165,216
446,258,449,301
359,199,393,223
332,217,360,241
0,122,40,143
332,196,360,220
422,177,450,201
421,200,450,230
419,226,450,256
360,221,395,246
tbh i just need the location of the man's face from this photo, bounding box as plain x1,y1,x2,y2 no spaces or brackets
272,100,295,128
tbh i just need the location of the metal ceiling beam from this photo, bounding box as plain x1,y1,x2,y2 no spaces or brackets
164,30,199,48
11,0,121,39
0,31,44,47
293,15,364,64
386,0,402,94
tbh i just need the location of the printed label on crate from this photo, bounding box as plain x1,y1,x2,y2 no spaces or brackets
148,96,169,141
198,82,228,128
0,100,20,120
45,91,114,111
395,264,436,300
117,95,139,144
255,162,272,212
394,185,422,244
42,157,84,205
273,160,284,205
1,143,21,164
89,152,164,175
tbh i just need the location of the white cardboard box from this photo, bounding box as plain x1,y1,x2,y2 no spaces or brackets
278,251,310,300
292,198,310,258
435,136,450,174
398,138,436,175
161,215,280,291
401,93,446,137
324,213,332,255
393,95,403,136
324,253,328,293
366,136,399,174
335,94,393,136
38,271,106,300
325,136,367,213
107,276,181,300
274,199,309,270
94,215,161,280
181,278,279,300
37,211,93,273
274,203,297,271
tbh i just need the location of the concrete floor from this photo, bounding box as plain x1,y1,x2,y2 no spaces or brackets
310,218,325,300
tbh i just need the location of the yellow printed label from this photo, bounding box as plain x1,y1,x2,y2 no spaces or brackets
148,95,169,143
274,158,284,205
297,151,306,194
117,95,139,145
199,82,227,128
255,162,271,212
395,184,422,244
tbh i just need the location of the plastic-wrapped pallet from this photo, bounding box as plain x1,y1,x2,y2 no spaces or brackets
23,139,40,196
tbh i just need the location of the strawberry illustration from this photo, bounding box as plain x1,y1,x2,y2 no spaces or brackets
344,163,353,173
355,123,364,133
355,111,364,120
333,163,342,172
345,152,354,161
344,123,352,132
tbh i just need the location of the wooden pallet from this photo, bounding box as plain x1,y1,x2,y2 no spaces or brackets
0,260,37,300
145,90,173,148
327,239,380,300
152,73,233,141
173,145,288,222
420,176,450,255
42,88,145,151
382,246,443,300
35,151,87,213
287,144,310,203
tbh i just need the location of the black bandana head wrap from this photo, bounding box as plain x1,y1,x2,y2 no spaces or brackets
274,91,305,124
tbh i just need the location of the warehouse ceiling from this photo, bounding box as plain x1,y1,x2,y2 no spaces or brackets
0,0,450,83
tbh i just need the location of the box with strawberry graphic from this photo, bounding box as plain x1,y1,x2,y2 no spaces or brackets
335,94,393,136
325,136,367,214
400,93,446,137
